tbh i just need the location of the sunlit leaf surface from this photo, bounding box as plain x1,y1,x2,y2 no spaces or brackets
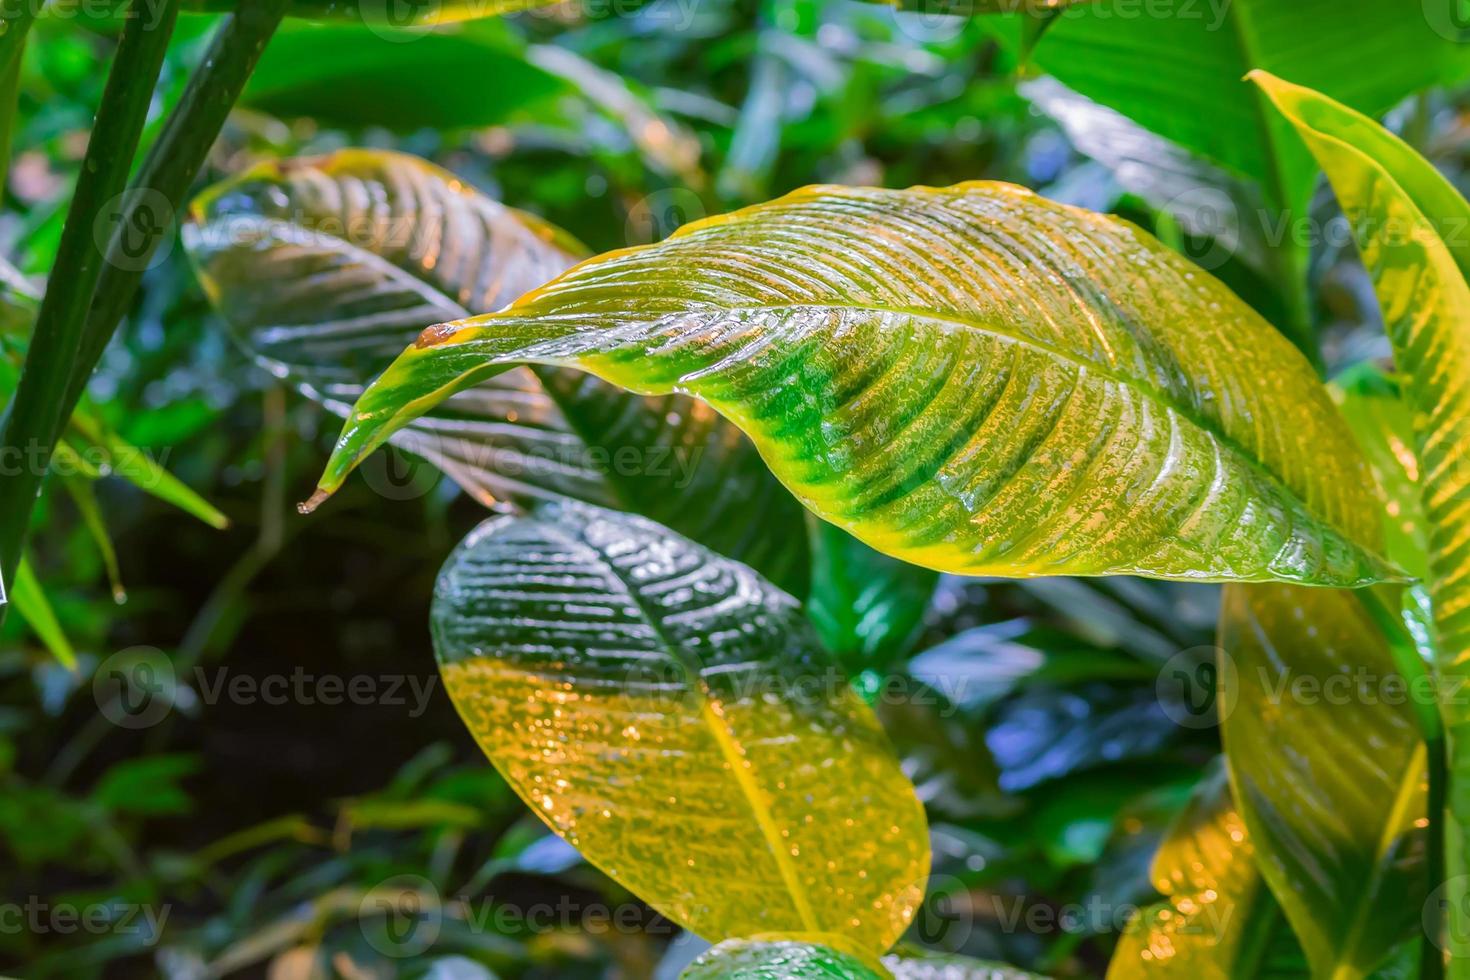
432,501,928,952
187,149,807,589
1107,763,1287,979
314,182,1395,586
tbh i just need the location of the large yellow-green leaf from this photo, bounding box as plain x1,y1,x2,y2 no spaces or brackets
312,181,1397,587
431,501,929,953
1251,71,1470,970
187,149,806,589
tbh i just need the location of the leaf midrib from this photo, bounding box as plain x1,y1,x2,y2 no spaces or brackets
541,298,1374,562
545,515,821,935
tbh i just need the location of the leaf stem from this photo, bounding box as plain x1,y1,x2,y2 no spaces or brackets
64,0,288,411
0,0,179,604
0,0,40,200
1360,586,1447,979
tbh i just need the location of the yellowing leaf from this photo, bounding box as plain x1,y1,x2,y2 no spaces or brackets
314,182,1396,587
432,502,928,954
1108,764,1280,979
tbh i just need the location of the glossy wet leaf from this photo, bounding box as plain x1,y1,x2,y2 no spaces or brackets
431,501,929,952
188,149,807,589
884,949,1046,979
1252,72,1470,969
314,181,1396,587
806,519,938,670
1107,763,1289,979
1332,367,1431,582
1209,364,1431,977
681,938,886,979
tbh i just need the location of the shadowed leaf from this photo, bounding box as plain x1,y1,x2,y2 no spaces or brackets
432,501,928,953
187,149,808,589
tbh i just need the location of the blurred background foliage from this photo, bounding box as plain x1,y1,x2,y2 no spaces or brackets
1,0,1466,976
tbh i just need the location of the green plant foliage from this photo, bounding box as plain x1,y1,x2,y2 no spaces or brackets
806,519,938,671
1211,370,1431,978
240,22,568,132
188,0,564,23
992,0,1470,345
885,948,1048,978
1107,762,1302,979
430,500,929,955
9,555,74,669
680,938,1047,979
681,938,888,979
998,0,1469,210
312,181,1398,587
187,148,808,589
1251,69,1470,970
1218,582,1428,978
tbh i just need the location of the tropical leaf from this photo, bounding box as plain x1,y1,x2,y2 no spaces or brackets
1194,367,1432,978
884,949,1046,979
1332,366,1431,582
680,938,886,979
1106,762,1294,980
680,939,1044,979
187,149,808,589
431,501,929,953
311,181,1397,588
1218,582,1427,979
806,519,938,671
1250,70,1470,970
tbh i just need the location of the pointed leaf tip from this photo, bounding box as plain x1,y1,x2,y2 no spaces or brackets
299,488,331,515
